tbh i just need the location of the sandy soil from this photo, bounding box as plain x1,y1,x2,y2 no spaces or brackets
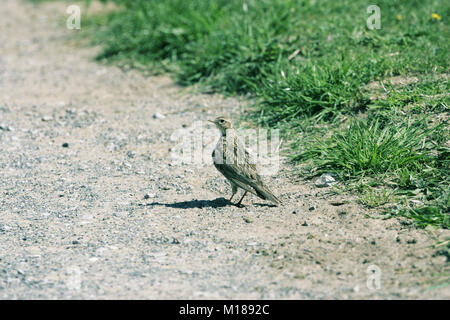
0,0,448,299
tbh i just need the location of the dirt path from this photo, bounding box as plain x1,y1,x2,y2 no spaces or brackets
0,0,448,299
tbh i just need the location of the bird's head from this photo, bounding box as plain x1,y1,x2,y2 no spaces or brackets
208,116,233,134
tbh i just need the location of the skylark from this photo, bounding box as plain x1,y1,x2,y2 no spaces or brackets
209,116,282,206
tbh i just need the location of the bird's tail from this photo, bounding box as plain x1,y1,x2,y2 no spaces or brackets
254,185,282,205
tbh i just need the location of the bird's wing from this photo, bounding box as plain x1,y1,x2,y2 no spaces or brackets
215,161,281,204
213,161,259,195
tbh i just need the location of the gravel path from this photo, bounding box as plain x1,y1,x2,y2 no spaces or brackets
0,0,448,299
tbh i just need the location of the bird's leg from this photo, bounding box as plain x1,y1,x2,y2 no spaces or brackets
236,191,248,206
229,193,236,202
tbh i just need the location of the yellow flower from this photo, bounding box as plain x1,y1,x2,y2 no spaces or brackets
431,13,441,21
397,14,402,20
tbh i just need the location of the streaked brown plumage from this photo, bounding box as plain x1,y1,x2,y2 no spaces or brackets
209,116,282,206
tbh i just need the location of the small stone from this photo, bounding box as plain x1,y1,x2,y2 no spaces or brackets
0,124,11,131
301,221,308,226
72,240,80,245
308,205,316,211
143,193,154,200
407,239,417,244
0,224,11,232
127,151,136,158
62,142,69,148
292,210,297,214
152,112,166,119
315,173,336,188
42,116,53,121
409,199,424,206
243,217,252,223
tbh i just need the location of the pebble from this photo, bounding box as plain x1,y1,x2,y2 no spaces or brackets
0,224,11,232
62,142,69,148
409,199,424,206
315,173,336,188
0,124,12,131
152,112,166,119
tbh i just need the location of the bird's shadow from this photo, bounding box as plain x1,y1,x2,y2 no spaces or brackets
139,197,235,209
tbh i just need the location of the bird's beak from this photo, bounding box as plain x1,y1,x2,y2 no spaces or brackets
207,120,215,124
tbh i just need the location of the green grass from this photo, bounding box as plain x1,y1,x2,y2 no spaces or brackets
358,188,394,209
296,116,449,228
294,118,441,178
86,0,448,120
49,0,449,228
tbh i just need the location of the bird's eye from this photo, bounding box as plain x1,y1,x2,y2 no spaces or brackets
220,119,224,123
